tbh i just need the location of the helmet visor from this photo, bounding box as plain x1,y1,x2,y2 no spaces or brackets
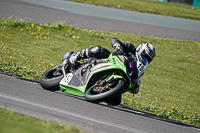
137,50,149,67
143,50,153,64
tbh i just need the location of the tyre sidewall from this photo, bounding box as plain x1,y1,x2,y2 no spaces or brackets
85,79,126,103
40,64,63,91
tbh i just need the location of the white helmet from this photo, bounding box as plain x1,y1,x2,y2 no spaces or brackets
136,42,156,67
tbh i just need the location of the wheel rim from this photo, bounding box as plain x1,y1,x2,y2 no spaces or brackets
85,79,126,103
45,66,62,79
91,80,118,94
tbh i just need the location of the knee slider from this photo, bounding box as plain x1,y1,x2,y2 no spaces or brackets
88,46,110,58
63,51,74,59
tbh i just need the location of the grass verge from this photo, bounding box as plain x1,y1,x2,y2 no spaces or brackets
0,18,199,126
0,108,84,133
67,0,200,20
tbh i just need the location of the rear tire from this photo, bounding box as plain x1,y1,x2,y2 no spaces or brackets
40,64,63,91
85,79,126,103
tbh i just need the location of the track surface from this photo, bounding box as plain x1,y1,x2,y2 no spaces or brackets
0,0,200,42
0,74,199,133
0,0,200,132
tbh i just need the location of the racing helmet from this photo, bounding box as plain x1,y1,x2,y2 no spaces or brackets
136,42,156,67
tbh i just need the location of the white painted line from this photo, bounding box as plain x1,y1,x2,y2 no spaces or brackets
0,93,148,133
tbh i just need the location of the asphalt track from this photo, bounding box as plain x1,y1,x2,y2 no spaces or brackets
0,74,199,133
0,0,200,42
0,0,200,132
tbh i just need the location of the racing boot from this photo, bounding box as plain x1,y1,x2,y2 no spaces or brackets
62,51,74,66
69,46,110,65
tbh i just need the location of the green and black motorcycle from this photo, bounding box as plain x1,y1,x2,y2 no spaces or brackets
40,53,138,105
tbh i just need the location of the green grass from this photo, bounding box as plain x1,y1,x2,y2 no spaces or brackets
0,18,200,126
67,0,200,20
0,108,84,133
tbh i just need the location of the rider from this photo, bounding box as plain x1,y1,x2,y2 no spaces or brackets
63,38,156,95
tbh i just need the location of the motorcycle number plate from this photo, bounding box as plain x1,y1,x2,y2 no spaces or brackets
60,73,73,85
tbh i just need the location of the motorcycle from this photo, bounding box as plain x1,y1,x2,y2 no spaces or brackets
40,52,137,105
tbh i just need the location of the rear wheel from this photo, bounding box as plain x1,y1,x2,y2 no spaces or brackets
40,64,63,91
85,79,126,103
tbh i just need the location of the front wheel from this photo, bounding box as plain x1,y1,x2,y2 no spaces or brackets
40,64,63,91
85,79,126,103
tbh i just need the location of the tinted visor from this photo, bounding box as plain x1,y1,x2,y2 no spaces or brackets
138,50,152,66
138,55,148,67
143,52,153,64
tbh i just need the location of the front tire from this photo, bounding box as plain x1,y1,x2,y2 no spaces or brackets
85,79,126,103
40,64,63,91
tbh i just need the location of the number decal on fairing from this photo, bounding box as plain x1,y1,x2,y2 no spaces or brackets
61,73,73,85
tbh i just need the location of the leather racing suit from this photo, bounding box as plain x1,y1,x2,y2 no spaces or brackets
63,38,142,94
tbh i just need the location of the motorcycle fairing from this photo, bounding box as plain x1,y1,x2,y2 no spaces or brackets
60,54,131,97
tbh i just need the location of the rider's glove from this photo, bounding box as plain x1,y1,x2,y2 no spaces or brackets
113,43,124,55
69,52,79,65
